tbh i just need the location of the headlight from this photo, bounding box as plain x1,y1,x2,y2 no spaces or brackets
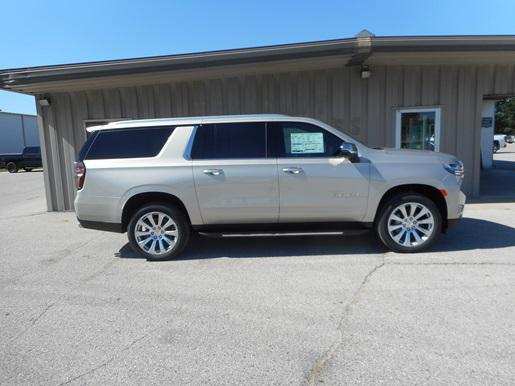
443,160,464,178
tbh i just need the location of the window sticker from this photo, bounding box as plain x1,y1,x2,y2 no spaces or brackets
290,132,324,154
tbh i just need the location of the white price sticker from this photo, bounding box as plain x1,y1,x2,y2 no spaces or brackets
290,132,324,154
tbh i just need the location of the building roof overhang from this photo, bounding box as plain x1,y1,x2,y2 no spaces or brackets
2,34,515,94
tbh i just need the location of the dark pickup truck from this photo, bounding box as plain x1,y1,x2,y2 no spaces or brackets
0,146,42,173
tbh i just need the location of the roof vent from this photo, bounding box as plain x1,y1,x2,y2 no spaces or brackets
355,29,375,38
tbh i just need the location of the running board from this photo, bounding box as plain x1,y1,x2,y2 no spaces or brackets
198,230,369,238
193,222,372,238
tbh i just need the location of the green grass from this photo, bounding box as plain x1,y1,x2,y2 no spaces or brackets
0,168,6,173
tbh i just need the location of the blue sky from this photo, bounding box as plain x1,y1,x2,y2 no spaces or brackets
2,0,515,115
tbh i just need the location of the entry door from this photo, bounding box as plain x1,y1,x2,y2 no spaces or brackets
191,122,279,224
268,122,370,222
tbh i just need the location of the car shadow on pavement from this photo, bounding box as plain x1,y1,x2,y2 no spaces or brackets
432,217,515,252
117,232,386,260
116,217,515,261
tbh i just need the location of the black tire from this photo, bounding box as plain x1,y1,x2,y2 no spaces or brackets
375,193,442,253
23,167,33,172
6,162,18,173
127,203,190,261
493,141,500,153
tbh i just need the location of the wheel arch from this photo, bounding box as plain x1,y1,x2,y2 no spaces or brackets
373,184,448,231
121,192,191,232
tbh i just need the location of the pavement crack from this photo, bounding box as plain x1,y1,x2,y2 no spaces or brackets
57,329,155,385
388,262,515,266
306,258,385,385
8,302,55,343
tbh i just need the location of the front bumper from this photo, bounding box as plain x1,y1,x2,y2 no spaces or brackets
446,190,466,230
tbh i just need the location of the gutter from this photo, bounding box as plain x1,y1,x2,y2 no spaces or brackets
0,38,357,90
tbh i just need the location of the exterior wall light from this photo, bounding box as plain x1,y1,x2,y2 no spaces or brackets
361,65,371,79
38,98,51,107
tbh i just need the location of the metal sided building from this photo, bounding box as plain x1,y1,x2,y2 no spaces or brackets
0,111,39,154
1,32,515,211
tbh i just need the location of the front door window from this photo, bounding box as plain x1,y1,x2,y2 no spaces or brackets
396,108,440,151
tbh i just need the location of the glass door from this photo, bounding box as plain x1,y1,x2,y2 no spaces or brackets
395,108,441,151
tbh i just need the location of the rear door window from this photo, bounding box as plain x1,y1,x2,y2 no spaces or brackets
267,122,343,158
85,126,174,160
191,122,266,159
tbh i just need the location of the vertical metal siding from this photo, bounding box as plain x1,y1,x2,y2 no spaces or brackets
38,63,515,211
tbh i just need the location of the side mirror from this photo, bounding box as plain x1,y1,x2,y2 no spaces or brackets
338,142,359,163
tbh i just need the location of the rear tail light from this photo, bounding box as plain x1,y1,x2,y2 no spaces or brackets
74,161,86,190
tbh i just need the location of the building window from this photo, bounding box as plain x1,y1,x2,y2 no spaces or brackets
395,108,441,151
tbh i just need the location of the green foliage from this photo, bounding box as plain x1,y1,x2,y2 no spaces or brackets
495,98,515,135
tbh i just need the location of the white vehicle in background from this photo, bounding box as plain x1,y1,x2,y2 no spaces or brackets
493,134,507,153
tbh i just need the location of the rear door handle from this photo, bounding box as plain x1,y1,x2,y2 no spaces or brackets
281,167,303,175
203,168,223,176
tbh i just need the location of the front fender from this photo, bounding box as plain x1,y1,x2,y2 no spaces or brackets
363,161,448,223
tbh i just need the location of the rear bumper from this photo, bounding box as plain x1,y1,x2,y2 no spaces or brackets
78,218,123,233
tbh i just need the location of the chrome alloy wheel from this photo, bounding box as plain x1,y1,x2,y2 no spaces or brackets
387,202,435,248
134,211,179,256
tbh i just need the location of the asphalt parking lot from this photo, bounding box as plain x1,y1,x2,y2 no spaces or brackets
1,164,514,384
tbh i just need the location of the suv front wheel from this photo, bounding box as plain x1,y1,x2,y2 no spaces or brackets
127,203,190,260
376,193,441,253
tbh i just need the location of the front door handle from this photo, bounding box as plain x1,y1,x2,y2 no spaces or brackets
281,167,303,175
203,168,224,176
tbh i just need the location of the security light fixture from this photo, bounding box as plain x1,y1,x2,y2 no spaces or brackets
38,98,51,107
361,65,371,79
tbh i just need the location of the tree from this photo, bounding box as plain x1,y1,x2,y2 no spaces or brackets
495,98,515,135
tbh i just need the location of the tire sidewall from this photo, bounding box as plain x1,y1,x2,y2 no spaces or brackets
7,162,17,173
127,203,190,261
376,193,441,253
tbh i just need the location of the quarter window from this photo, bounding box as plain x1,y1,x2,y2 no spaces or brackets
191,122,266,159
85,126,174,160
267,122,343,158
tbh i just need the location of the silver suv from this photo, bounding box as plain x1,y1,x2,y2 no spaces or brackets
74,115,466,260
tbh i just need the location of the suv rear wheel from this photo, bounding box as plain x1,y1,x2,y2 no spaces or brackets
375,193,441,253
127,203,190,260
6,162,18,173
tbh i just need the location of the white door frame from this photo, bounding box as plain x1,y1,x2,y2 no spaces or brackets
395,107,441,152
